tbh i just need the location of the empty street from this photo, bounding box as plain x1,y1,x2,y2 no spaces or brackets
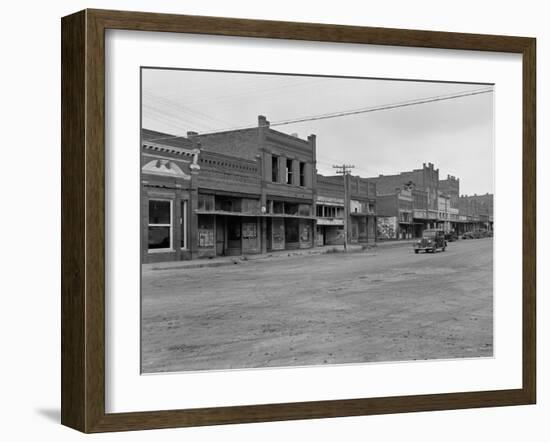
141,238,493,373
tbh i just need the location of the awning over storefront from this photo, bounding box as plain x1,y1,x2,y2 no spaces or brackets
194,210,316,219
317,218,344,226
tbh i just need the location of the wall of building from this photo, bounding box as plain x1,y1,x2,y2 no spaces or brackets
194,128,260,161
371,163,439,210
317,173,376,244
376,194,398,217
140,138,198,264
197,150,261,195
439,174,460,208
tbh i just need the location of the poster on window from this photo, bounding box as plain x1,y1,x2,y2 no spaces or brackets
300,225,311,242
198,229,214,247
242,222,257,239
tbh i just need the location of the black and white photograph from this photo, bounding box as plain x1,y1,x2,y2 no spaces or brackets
140,68,494,374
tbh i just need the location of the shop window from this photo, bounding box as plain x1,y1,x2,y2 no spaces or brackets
286,159,293,184
272,155,279,182
241,198,260,214
180,200,187,249
198,194,214,211
298,204,311,217
273,201,284,214
197,215,214,248
300,224,311,241
148,199,172,250
215,197,233,212
299,162,306,186
284,203,298,216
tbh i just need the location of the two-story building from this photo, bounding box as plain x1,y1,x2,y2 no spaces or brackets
369,162,441,237
141,116,317,263
316,174,377,245
374,183,415,240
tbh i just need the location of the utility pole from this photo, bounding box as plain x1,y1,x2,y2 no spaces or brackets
333,164,355,252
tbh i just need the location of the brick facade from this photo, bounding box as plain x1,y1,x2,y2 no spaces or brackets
141,116,318,263
141,120,493,263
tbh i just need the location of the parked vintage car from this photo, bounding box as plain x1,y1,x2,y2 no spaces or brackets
413,229,447,253
462,230,492,239
445,231,458,242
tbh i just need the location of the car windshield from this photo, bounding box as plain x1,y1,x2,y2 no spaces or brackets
423,231,436,238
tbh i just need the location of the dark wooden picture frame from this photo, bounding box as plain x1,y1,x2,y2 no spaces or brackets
61,9,536,433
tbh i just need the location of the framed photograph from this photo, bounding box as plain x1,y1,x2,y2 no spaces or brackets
61,9,536,433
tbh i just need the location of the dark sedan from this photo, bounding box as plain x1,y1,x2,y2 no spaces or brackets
414,229,447,253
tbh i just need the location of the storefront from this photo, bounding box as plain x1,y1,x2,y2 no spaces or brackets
316,219,344,246
194,192,263,258
266,216,314,251
265,199,315,251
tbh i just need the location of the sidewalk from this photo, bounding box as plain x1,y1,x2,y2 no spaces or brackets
143,239,417,272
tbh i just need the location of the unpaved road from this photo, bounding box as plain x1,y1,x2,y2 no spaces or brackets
142,238,493,373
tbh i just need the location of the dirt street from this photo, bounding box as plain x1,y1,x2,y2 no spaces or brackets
141,238,493,373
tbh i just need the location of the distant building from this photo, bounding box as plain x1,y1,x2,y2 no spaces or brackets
374,183,414,240
458,193,494,232
439,174,460,209
369,163,494,238
369,163,441,238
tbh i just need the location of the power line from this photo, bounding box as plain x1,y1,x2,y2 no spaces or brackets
143,92,236,127
270,87,493,128
145,87,493,142
158,77,332,109
143,102,217,132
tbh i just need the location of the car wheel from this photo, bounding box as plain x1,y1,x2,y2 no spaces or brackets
414,250,419,254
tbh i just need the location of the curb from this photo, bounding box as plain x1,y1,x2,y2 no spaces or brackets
144,241,416,272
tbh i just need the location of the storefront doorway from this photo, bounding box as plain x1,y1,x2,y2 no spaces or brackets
226,216,242,256
215,216,226,256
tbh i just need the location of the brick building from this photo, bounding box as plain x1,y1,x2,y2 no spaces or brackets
369,163,441,238
458,193,494,232
315,174,377,245
374,184,415,240
439,174,460,209
369,163,494,238
141,116,317,263
141,122,492,262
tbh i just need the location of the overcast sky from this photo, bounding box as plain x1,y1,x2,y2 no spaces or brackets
142,68,494,195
